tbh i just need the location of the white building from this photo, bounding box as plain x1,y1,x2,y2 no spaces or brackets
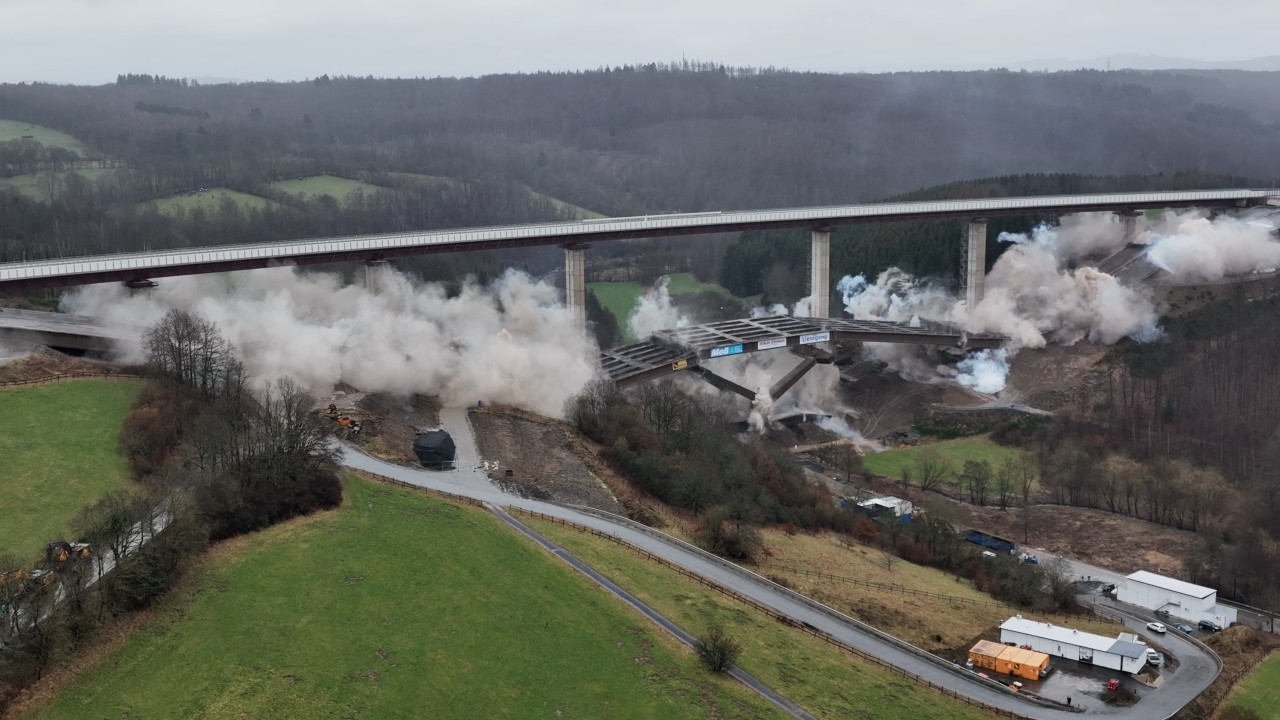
857,496,913,518
1116,571,1237,628
999,616,1148,674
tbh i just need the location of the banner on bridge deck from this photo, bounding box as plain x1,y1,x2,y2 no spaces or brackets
799,332,831,345
756,337,788,350
708,343,744,358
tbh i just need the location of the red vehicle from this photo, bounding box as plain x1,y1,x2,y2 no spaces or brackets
1107,679,1120,692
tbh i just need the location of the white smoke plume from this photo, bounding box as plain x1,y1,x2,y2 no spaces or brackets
954,348,1010,394
61,266,599,417
627,277,691,339
1145,213,1280,282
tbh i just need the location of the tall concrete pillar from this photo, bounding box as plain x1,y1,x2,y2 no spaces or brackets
563,243,589,326
363,259,389,293
808,229,831,318
1117,210,1141,244
965,219,987,308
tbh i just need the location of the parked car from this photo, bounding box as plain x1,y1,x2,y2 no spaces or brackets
1101,583,1116,594
1173,623,1195,634
1199,620,1222,632
1146,621,1167,633
1147,649,1164,667
1154,609,1171,618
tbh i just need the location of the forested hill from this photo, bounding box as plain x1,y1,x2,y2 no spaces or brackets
2,66,1279,276
3,66,1280,213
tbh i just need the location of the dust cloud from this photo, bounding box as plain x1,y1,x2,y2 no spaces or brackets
61,266,599,417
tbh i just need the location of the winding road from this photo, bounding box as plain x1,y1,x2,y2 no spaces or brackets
338,411,1221,720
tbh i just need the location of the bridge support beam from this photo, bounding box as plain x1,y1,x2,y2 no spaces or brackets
808,229,831,318
563,243,589,326
769,355,818,400
688,366,757,402
964,219,987,308
1116,210,1141,244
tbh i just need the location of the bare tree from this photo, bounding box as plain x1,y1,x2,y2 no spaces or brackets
142,309,233,397
913,449,951,493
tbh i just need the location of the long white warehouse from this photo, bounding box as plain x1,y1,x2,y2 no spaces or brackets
1116,571,1237,628
999,616,1148,674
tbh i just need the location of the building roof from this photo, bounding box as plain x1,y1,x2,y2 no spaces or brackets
1107,640,1149,659
999,617,1145,658
1125,570,1216,600
1001,646,1051,667
970,640,1007,658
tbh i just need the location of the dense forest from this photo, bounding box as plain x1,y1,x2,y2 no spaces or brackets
2,65,1279,278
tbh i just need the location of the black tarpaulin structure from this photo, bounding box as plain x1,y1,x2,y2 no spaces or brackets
412,430,456,470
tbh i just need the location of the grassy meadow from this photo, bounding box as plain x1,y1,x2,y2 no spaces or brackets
525,516,994,720
22,476,778,720
0,379,139,559
863,436,1035,486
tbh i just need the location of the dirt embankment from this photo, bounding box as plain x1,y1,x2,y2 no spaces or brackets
470,407,627,514
1182,626,1280,720
0,353,127,383
343,392,441,465
860,474,1200,575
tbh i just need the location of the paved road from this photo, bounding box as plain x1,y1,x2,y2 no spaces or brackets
338,424,1220,720
490,506,818,720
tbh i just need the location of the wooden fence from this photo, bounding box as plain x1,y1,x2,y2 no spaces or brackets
0,370,145,389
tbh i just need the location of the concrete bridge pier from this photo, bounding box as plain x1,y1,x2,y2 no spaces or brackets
807,228,831,318
363,259,390,293
1116,210,1142,244
964,219,987,308
563,243,589,326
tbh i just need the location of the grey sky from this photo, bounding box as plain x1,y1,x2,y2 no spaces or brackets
3,0,1277,84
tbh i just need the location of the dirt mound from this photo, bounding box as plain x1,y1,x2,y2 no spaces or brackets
471,409,624,513
342,392,441,464
0,353,122,384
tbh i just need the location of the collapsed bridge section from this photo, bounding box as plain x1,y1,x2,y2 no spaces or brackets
599,315,1003,401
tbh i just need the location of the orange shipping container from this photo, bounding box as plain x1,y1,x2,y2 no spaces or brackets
968,640,1050,681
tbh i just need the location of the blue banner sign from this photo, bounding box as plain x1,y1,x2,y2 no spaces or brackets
708,343,744,358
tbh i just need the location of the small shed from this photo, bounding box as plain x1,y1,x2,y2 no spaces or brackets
999,616,1147,674
969,639,1051,681
1116,570,1237,628
412,430,456,470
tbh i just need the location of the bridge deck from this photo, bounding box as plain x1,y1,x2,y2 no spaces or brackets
601,315,1002,387
1,189,1275,292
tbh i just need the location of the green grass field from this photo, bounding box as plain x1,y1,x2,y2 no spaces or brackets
0,379,139,559
863,436,1036,485
0,168,124,200
1227,652,1280,719
524,186,603,219
0,119,92,156
267,175,387,200
24,476,778,720
589,273,753,339
526,517,991,720
144,187,275,215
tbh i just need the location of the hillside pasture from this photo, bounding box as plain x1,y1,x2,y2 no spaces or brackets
266,175,387,200
0,168,125,201
20,476,777,720
143,187,276,215
863,436,1036,487
0,119,92,156
0,379,139,559
526,515,993,720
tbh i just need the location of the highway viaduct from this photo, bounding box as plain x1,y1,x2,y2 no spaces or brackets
1,190,1277,325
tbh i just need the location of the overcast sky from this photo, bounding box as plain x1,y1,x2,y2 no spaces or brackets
3,0,1277,84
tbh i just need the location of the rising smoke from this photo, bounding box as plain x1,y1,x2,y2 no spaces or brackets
62,266,599,417
839,210,1280,394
